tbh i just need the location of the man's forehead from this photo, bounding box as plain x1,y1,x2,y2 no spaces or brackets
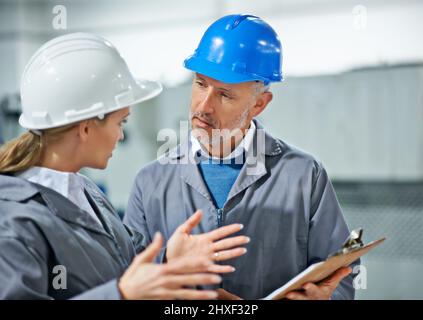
195,73,254,91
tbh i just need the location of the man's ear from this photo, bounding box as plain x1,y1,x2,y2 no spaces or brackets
77,120,91,142
252,91,273,118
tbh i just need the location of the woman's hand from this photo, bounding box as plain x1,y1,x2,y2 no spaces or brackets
166,210,249,273
118,232,221,300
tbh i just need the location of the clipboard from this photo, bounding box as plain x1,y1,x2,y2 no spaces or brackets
263,228,386,300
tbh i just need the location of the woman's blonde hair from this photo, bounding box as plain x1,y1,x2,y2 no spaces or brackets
0,124,77,173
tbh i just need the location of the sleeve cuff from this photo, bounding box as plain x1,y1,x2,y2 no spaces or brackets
71,279,122,300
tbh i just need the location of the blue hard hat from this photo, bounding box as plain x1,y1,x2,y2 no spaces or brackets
184,14,283,85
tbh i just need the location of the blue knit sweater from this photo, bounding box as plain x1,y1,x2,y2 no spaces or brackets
198,158,243,209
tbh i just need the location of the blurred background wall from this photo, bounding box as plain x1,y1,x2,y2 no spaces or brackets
1,0,422,299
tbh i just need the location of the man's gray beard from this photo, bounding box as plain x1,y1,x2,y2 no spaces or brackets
190,106,251,147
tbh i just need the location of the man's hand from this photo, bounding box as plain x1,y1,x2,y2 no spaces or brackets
166,210,249,274
216,288,243,300
285,266,352,300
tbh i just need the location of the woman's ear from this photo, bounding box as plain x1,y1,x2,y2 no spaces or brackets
77,120,91,142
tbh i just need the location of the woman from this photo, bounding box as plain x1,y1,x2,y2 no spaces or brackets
0,33,248,299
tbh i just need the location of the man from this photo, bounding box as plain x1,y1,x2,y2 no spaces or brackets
124,14,357,300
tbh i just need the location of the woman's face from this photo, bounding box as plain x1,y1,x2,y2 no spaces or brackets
84,107,130,169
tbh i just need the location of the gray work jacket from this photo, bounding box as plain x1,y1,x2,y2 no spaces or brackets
0,174,145,299
125,120,358,300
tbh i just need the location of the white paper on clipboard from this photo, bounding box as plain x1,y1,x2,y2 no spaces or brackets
263,229,386,300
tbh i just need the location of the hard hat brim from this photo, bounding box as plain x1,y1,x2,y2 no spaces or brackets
19,78,163,130
184,56,274,84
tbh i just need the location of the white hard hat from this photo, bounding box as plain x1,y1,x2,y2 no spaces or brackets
19,33,162,130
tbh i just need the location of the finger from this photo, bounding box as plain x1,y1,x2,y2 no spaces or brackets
135,232,163,264
178,210,203,234
323,266,352,286
285,291,309,300
207,224,244,241
165,256,213,274
213,248,247,262
207,264,236,274
165,274,222,288
171,289,218,300
302,282,324,300
216,289,242,300
213,236,250,251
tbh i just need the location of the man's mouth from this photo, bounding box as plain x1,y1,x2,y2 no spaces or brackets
193,116,214,129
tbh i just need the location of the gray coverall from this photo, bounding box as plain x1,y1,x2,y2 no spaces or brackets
124,120,359,300
0,174,145,299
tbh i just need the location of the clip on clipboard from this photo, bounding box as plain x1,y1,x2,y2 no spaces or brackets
263,228,386,300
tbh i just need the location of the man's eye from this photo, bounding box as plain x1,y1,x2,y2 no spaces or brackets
220,92,232,99
196,81,205,87
120,119,128,126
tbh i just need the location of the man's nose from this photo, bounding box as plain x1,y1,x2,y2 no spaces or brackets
197,90,215,114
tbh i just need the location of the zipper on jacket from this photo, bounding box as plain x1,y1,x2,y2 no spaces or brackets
217,208,224,227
